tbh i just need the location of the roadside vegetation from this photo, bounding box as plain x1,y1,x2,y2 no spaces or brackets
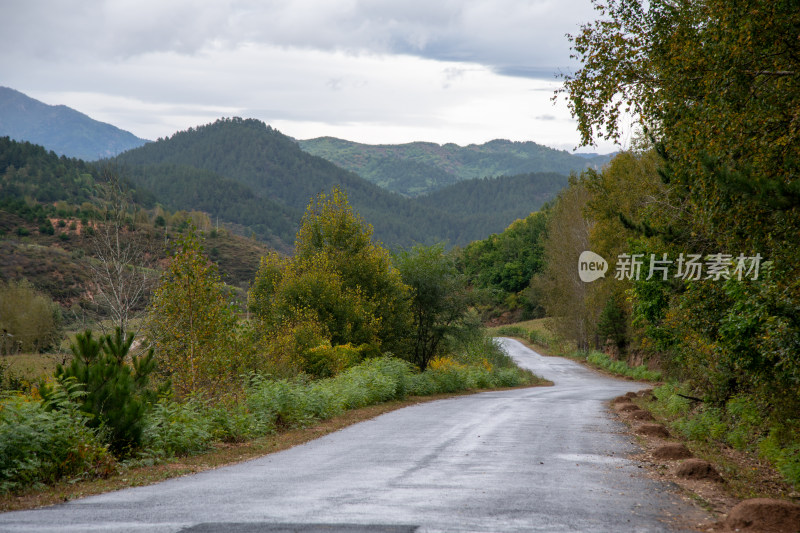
473,0,800,492
480,0,800,492
0,186,541,499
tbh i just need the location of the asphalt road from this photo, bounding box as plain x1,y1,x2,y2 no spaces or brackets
0,338,710,532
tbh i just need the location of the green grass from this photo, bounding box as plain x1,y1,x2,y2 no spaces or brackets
583,351,662,381
0,353,69,386
487,319,562,353
646,383,800,490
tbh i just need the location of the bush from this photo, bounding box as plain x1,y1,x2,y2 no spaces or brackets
760,431,800,489
0,279,62,354
649,384,800,489
140,398,213,458
0,385,114,494
246,376,315,430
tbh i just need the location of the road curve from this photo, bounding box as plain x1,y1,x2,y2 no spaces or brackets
0,338,709,532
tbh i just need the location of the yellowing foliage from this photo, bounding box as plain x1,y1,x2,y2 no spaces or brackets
249,187,412,371
428,356,466,372
144,229,238,397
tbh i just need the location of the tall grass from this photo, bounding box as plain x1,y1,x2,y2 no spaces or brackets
137,353,535,461
493,325,553,348
583,351,662,381
648,383,800,489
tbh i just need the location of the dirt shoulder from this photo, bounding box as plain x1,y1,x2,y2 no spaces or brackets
612,390,800,532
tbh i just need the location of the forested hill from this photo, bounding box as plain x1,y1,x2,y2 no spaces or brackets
298,136,611,197
417,172,566,244
113,118,438,246
0,87,148,161
112,118,568,247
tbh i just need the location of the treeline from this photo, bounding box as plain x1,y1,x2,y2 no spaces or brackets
457,212,548,320
122,163,298,247
419,172,564,245
0,136,153,214
2,122,571,250
533,0,800,486
0,137,97,205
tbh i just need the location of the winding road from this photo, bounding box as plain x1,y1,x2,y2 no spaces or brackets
0,338,710,532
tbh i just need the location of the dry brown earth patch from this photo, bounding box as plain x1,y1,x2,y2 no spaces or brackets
722,498,800,532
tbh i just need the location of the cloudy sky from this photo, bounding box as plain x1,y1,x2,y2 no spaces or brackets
1,0,628,152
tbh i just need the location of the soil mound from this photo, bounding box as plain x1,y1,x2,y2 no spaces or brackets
674,458,723,482
723,498,800,532
652,443,692,460
625,391,638,398
613,395,632,404
615,403,640,412
628,410,655,421
635,423,670,438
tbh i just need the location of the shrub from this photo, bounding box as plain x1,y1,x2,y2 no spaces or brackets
760,430,800,489
246,376,315,430
0,384,114,494
207,402,256,443
0,279,62,354
140,398,213,458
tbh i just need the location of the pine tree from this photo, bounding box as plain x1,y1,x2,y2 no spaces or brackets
48,328,160,456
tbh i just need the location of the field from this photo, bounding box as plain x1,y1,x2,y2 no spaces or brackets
1,352,69,383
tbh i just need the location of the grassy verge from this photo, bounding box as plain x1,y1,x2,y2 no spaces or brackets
487,320,564,356
488,320,661,382
579,351,662,381
639,383,800,495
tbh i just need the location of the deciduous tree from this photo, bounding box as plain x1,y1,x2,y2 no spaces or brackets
145,228,237,396
394,244,471,370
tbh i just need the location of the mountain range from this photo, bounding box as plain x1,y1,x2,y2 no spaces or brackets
0,87,606,248
0,87,148,160
112,118,567,248
299,137,611,197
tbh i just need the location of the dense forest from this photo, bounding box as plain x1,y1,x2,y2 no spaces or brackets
110,118,568,247
299,136,610,197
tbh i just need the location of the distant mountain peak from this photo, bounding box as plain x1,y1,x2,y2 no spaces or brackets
0,86,149,161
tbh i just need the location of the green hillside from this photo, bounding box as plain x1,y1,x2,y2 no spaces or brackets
298,136,611,197
112,118,569,248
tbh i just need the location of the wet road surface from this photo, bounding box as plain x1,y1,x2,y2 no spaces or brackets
0,338,710,532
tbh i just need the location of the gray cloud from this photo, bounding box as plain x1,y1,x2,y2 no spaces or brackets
0,0,623,151
2,0,595,78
